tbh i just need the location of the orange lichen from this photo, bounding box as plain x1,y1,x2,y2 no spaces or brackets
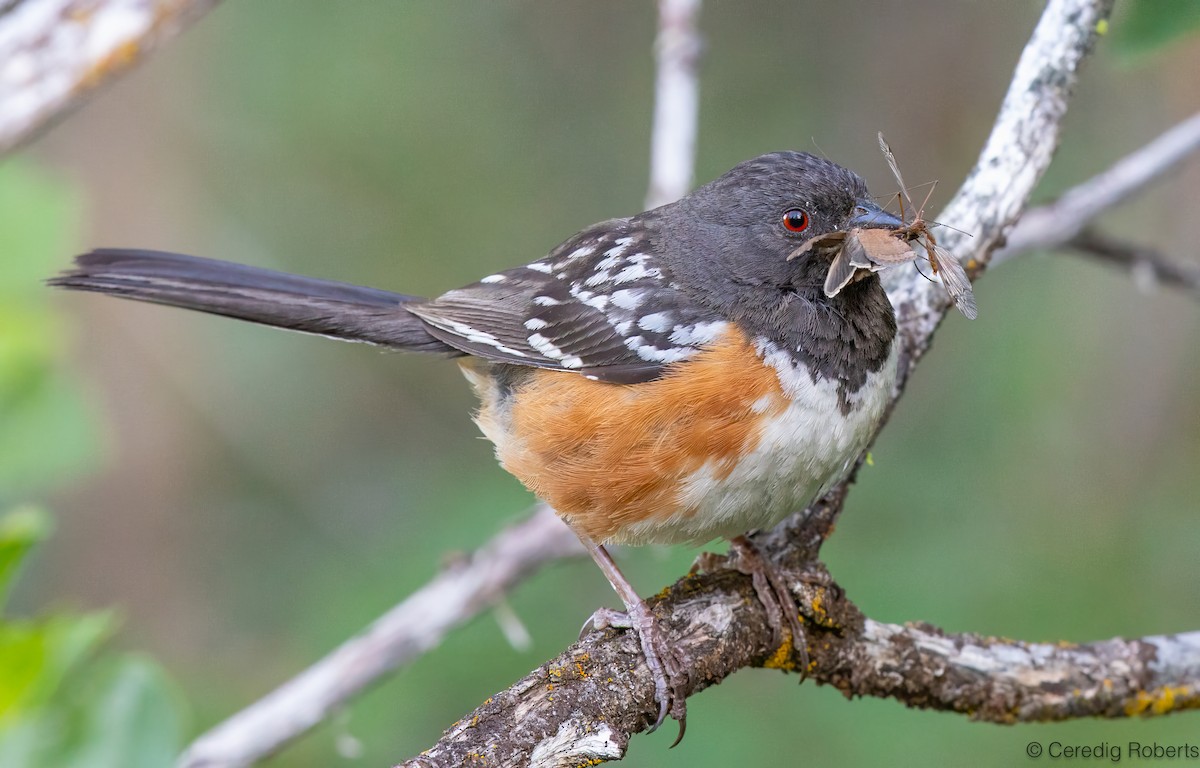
1125,686,1196,717
78,40,141,92
762,634,798,672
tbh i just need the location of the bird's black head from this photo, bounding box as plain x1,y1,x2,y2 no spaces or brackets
660,151,901,293
649,151,900,386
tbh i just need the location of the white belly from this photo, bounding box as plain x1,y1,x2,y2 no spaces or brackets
616,339,898,545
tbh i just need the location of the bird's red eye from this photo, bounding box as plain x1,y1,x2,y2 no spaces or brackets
782,208,810,233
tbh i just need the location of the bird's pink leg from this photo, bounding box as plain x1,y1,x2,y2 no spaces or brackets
574,531,686,742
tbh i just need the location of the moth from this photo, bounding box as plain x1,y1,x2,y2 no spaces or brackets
792,134,979,320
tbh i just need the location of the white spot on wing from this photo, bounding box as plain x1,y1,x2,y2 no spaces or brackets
526,261,553,273
623,335,690,364
637,312,673,333
599,239,629,261
584,270,614,287
670,320,727,346
436,318,529,358
610,289,642,310
527,333,564,359
524,318,548,330
583,294,609,311
480,273,506,284
594,254,623,272
612,260,661,284
637,345,691,363
533,295,562,306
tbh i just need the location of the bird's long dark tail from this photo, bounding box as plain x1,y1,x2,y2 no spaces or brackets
48,249,457,354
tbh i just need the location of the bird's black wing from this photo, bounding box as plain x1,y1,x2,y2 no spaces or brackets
410,219,727,384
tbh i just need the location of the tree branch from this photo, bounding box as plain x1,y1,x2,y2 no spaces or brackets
884,0,1112,386
644,0,702,210
1064,229,1200,297
996,110,1200,262
0,0,220,154
403,500,1200,767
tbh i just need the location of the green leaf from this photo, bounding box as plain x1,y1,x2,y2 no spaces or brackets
0,508,51,610
1113,0,1200,60
0,612,113,721
0,510,183,766
61,657,183,768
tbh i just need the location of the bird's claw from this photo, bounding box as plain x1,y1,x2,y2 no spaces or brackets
728,536,811,676
580,601,687,740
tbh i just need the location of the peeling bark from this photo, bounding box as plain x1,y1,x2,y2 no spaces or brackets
0,0,219,153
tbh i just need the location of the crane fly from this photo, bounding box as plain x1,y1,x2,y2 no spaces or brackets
791,136,978,318
877,132,978,319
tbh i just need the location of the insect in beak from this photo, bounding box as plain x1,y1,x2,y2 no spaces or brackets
791,135,979,319
874,132,978,319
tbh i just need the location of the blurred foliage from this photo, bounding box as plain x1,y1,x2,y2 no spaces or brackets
1113,0,1200,61
0,164,183,765
0,508,182,768
0,163,100,499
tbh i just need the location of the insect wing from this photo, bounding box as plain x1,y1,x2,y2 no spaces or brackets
878,132,916,214
849,227,917,266
789,230,846,261
823,246,858,298
930,244,978,320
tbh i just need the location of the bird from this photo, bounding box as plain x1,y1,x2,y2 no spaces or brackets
51,151,911,739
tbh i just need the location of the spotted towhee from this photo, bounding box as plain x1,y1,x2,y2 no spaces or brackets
51,151,917,735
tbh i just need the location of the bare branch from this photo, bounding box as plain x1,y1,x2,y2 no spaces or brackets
997,110,1200,261
1065,229,1200,297
401,541,1200,767
644,0,702,210
845,621,1200,723
178,505,584,768
0,0,220,155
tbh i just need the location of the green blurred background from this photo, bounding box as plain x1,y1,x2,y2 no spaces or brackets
3,1,1198,765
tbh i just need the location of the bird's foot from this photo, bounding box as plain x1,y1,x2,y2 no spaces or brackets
727,535,811,676
581,600,688,743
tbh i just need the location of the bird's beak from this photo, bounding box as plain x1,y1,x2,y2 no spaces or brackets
847,200,904,231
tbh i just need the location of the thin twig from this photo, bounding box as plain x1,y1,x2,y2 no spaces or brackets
0,0,221,154
644,0,702,210
177,505,583,768
1066,228,1200,297
997,110,1200,262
